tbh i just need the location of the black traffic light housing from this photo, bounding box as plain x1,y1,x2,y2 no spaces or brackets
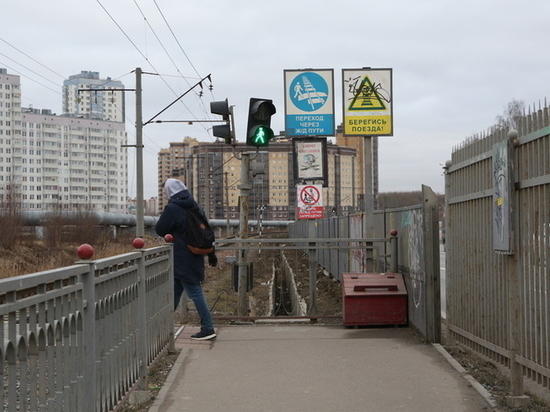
210,99,234,144
246,98,276,147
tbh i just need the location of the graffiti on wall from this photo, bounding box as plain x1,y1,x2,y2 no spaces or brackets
401,209,424,308
492,141,512,253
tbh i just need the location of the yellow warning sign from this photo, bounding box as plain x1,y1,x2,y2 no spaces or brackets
348,76,387,111
342,68,393,136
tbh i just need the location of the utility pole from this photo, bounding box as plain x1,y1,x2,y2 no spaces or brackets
135,67,144,237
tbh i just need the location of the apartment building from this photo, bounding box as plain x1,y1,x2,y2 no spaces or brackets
157,139,198,211
62,71,125,122
0,69,22,206
335,125,379,210
0,69,128,213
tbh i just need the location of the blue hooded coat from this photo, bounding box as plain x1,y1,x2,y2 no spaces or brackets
155,180,206,284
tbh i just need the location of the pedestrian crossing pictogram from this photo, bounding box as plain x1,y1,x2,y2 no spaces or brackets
289,72,329,112
294,76,327,110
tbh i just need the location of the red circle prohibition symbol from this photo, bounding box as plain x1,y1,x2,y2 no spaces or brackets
300,186,320,205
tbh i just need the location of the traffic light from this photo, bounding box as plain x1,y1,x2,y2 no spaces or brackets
246,98,276,147
210,99,234,144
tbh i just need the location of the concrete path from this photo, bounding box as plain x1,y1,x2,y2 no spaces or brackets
150,324,497,412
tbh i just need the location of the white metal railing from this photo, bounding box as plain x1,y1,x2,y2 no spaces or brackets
1,245,174,412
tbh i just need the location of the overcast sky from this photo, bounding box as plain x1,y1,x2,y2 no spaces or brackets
1,0,548,198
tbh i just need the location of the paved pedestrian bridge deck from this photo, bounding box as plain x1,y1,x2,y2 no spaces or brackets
149,324,495,412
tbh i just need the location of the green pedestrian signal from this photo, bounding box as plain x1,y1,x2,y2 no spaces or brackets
250,125,274,147
246,98,276,148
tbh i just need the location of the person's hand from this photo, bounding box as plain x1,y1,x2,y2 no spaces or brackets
208,253,218,267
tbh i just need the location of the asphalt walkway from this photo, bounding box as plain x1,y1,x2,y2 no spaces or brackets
149,324,497,412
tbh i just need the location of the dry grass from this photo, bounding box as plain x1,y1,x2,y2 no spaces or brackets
115,348,181,412
0,233,159,279
446,346,550,411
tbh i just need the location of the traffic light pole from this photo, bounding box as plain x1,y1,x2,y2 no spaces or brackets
227,96,277,315
237,152,251,316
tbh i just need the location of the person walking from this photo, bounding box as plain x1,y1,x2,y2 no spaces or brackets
155,178,218,341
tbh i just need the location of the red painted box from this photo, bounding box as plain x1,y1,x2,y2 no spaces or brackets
342,272,408,326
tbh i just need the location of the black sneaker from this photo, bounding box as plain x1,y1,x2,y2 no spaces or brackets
191,329,216,341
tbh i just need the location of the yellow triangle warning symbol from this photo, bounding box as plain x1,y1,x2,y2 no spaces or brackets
348,76,387,111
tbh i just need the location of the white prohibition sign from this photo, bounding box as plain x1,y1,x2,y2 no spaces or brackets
300,185,320,206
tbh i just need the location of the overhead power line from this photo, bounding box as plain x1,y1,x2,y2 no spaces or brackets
0,59,61,96
95,0,150,64
0,37,66,81
152,0,202,80
133,0,188,87
96,0,213,135
151,0,216,119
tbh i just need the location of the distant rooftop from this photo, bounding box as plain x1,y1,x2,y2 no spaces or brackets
68,70,100,80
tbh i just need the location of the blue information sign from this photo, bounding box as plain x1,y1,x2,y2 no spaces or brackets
284,69,335,137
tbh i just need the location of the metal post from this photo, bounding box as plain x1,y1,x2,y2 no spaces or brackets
441,160,456,346
352,156,356,210
443,160,455,346
506,130,528,406
362,136,375,272
423,185,441,343
80,261,96,412
334,154,341,215
225,172,231,236
363,136,374,214
135,68,144,238
390,230,398,273
129,249,151,405
137,251,148,386
308,221,318,316
203,154,210,218
237,152,251,316
508,253,523,395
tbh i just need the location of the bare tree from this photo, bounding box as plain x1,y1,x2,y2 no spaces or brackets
495,99,525,130
0,184,24,249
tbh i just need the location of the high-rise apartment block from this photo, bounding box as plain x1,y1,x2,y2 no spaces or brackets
157,140,199,211
63,71,125,122
0,68,128,213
